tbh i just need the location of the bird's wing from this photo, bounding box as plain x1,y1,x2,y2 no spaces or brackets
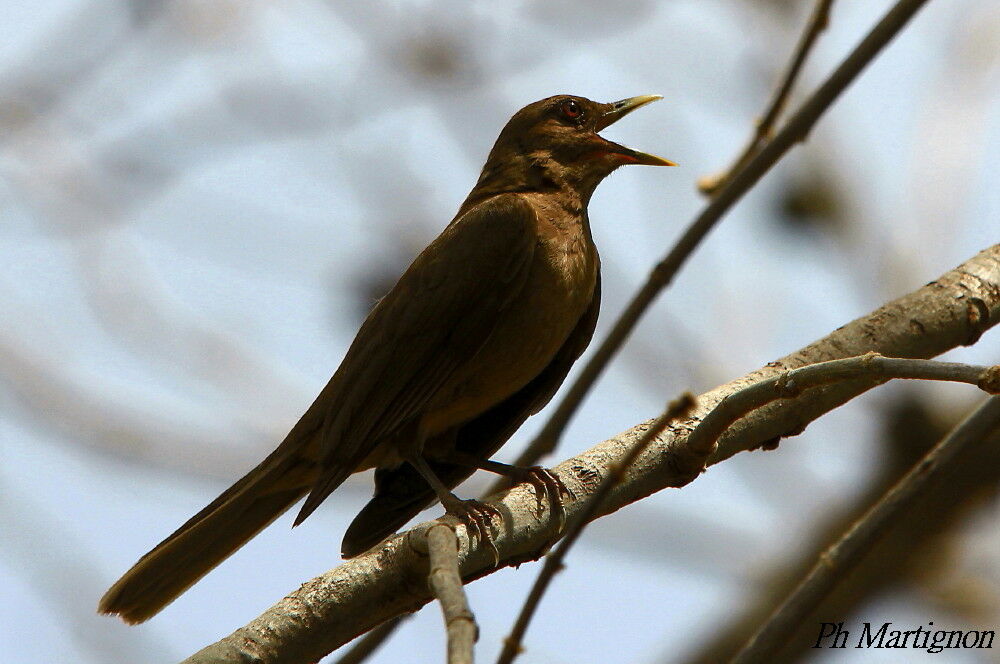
294,193,538,524
340,272,601,557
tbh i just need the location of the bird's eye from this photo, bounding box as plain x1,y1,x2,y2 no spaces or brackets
560,99,583,122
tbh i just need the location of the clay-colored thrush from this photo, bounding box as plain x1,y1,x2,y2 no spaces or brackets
99,94,673,623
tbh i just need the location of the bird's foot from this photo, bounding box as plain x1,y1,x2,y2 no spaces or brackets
510,467,573,531
440,495,502,565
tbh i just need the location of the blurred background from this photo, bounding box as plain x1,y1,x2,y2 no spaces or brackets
1,0,998,662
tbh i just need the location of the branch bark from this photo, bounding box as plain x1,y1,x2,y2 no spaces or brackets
688,355,1000,458
424,525,477,664
181,245,1000,664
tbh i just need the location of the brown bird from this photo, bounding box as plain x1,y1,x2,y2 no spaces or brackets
99,94,674,624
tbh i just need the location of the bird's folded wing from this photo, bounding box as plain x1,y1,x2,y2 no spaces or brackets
340,272,602,557
294,193,538,523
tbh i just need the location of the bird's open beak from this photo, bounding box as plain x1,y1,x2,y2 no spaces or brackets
595,95,676,167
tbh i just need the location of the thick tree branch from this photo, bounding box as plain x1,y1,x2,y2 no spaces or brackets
732,396,1000,663
181,245,1000,664
514,0,932,466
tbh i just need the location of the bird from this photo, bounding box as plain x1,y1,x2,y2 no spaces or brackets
99,94,674,624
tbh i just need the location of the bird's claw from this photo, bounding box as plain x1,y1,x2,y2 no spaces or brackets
516,467,573,531
441,497,501,565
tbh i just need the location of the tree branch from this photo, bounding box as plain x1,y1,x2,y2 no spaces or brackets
331,619,401,664
698,0,835,195
424,524,477,664
180,245,999,664
687,354,1000,458
732,396,1000,663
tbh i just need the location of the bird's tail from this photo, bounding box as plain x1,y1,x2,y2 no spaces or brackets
341,460,474,558
98,442,316,624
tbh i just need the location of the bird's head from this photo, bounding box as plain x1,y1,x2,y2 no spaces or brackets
476,94,675,202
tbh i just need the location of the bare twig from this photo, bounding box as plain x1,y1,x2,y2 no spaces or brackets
332,618,402,664
688,354,1000,457
732,396,1000,663
179,244,999,664
513,0,933,470
426,524,478,664
698,0,836,195
497,394,696,664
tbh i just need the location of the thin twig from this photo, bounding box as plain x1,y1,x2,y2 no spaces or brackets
513,0,933,471
427,524,478,664
699,0,836,195
332,618,403,664
687,354,1000,457
732,396,1000,663
496,393,697,664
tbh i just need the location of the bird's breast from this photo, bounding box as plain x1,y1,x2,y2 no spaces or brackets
421,204,598,435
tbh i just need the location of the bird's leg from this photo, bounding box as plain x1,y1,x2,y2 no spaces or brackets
406,455,501,562
430,451,572,529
